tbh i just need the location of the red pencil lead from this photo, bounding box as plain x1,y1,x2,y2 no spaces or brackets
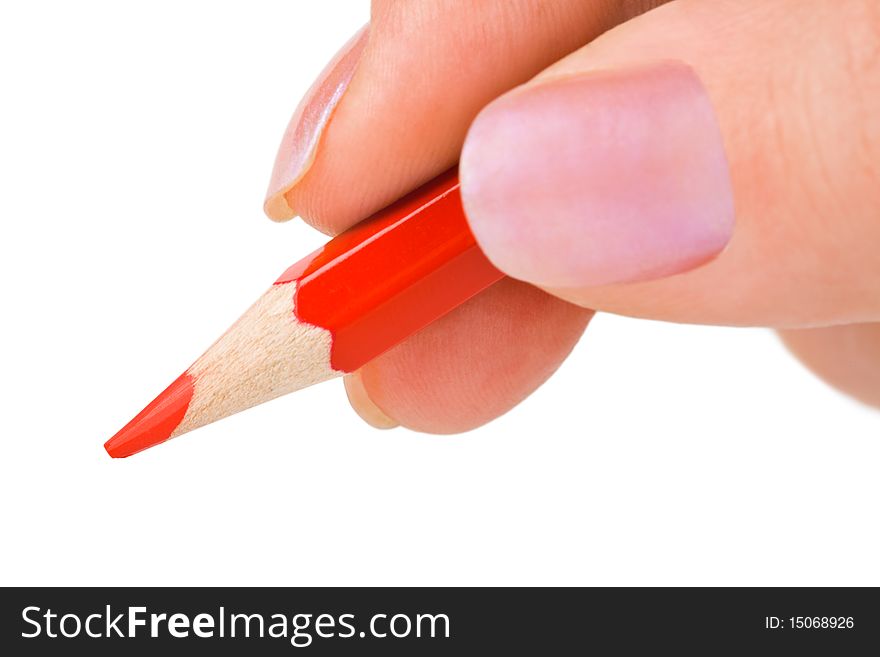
104,373,194,458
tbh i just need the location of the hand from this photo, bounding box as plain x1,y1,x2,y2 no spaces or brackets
265,0,880,430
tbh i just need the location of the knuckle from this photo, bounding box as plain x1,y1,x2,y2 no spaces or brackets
808,0,880,206
844,3,880,193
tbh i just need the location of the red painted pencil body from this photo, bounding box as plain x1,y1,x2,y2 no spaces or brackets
278,168,503,372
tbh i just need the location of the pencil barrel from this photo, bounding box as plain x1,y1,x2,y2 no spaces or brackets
275,168,504,372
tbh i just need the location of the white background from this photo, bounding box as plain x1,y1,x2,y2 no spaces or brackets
1,1,878,586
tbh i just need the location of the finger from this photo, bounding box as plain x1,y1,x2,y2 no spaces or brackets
780,324,880,408
353,278,592,434
265,0,668,233
344,371,399,429
264,0,652,432
460,0,880,327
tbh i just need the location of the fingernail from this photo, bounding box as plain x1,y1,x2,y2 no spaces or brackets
460,61,734,288
344,372,399,430
264,25,369,221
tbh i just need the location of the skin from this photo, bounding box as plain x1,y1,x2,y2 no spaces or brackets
271,0,880,431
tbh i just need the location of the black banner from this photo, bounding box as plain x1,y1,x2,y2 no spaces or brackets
1,587,877,654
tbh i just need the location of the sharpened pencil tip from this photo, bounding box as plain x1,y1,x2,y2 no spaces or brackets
105,373,195,458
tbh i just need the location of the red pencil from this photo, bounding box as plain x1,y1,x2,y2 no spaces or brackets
104,168,504,458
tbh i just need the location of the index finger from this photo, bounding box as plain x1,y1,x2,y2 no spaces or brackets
265,0,665,234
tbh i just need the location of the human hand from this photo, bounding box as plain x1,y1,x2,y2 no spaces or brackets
265,0,880,430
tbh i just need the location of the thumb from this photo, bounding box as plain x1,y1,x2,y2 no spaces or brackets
460,0,880,328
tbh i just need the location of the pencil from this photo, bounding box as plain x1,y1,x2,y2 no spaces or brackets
104,168,504,458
